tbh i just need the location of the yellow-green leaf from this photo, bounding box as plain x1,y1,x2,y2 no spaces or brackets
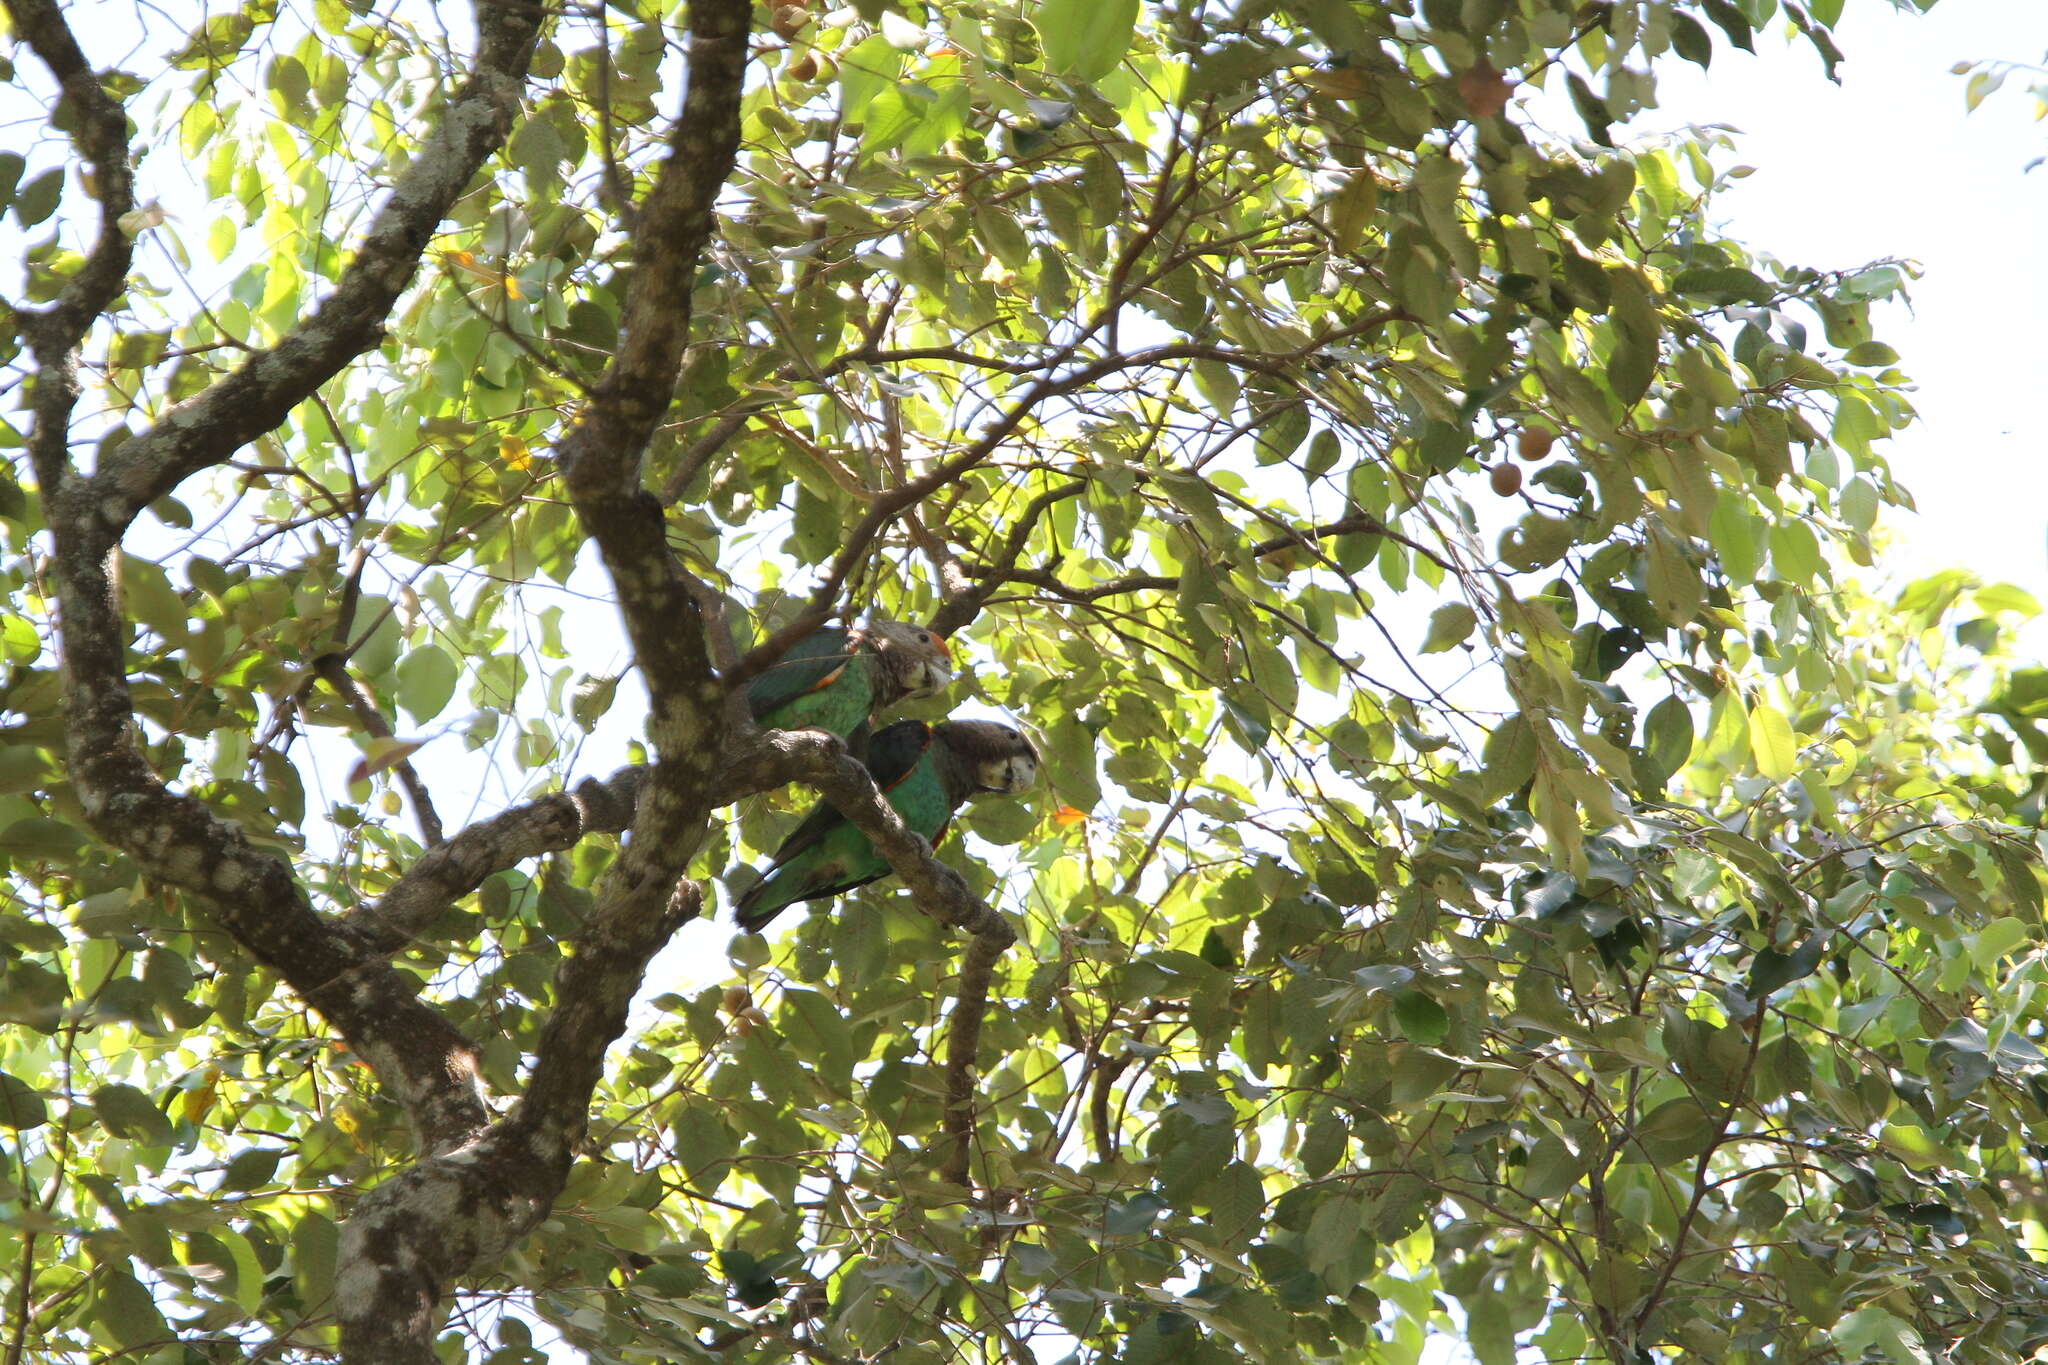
1748,703,1796,781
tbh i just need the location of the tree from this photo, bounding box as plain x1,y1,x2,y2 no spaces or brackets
3,0,2045,1361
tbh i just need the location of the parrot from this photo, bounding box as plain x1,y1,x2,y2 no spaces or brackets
732,718,1040,933
745,619,953,747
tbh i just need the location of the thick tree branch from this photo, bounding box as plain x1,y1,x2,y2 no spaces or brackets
558,0,750,753
4,0,137,350
321,9,759,1359
348,766,647,952
5,0,139,505
14,0,545,1168
92,0,546,527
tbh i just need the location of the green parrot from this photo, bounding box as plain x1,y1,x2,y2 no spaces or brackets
732,718,1040,933
746,619,953,748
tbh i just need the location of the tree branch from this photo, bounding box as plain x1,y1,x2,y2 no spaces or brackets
4,0,139,502
928,480,1087,637
761,730,1014,940
316,545,445,846
962,510,1411,603
348,766,647,953
92,0,547,528
942,931,1008,1188
557,0,751,753
14,0,545,1167
318,9,761,1358
3,0,136,349
793,342,1300,623
760,730,1018,1192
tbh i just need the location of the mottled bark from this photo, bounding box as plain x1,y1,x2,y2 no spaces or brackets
339,2,757,1359
11,0,545,1171
349,767,648,952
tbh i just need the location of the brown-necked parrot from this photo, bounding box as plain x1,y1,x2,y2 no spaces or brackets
746,620,952,747
732,718,1039,933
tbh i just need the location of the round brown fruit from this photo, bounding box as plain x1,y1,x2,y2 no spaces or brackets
788,52,818,81
771,4,810,38
1490,462,1523,497
1515,427,1556,461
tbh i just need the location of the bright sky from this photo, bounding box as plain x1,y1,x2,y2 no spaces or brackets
1642,1,2048,591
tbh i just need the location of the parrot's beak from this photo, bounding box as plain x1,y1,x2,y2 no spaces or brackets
980,751,1039,794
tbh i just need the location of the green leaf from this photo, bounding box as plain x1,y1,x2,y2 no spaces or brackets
0,816,85,864
1327,170,1379,254
0,1070,47,1130
0,152,23,213
1747,704,1796,781
1670,12,1715,67
218,1146,283,1192
120,552,190,644
1842,340,1898,366
1634,1098,1715,1162
1643,696,1695,781
94,1083,174,1146
837,35,903,123
396,644,460,724
95,1269,171,1350
1392,991,1448,1045
571,673,620,731
294,1210,340,1306
12,168,62,228
1420,602,1477,653
1104,1190,1169,1236
1672,266,1774,304
1768,518,1822,585
1645,528,1702,625
1298,1112,1347,1178
1971,916,2029,971
1833,1307,1932,1365
1036,0,1141,82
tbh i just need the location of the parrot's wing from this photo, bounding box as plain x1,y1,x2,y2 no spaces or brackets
746,627,857,721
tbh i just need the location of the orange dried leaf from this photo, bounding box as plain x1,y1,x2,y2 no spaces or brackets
1456,62,1516,119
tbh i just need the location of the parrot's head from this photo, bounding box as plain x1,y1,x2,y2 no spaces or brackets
940,720,1040,795
869,619,954,698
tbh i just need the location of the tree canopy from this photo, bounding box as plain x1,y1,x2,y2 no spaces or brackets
5,0,2048,1362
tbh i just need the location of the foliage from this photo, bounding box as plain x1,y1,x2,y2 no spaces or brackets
1952,49,2048,169
5,0,2048,1363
